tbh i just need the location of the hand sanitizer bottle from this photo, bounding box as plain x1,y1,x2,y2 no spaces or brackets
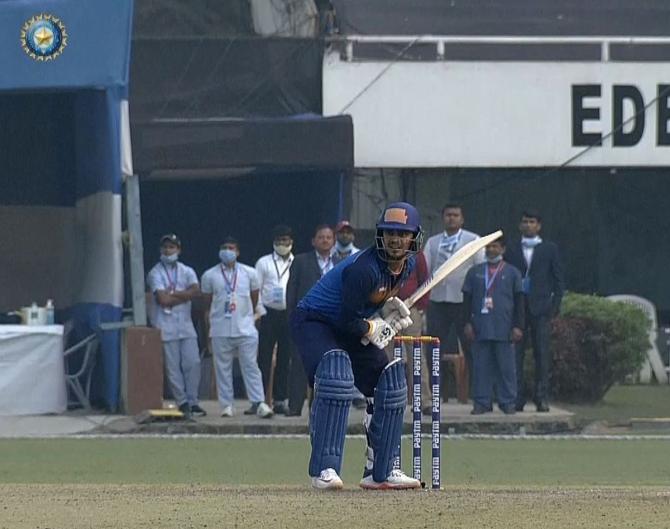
45,299,55,325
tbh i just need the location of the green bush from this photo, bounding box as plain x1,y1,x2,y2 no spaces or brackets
550,292,650,403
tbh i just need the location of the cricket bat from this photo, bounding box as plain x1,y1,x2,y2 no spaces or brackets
362,229,502,345
404,229,503,309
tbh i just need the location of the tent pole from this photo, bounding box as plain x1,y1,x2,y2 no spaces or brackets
125,173,147,326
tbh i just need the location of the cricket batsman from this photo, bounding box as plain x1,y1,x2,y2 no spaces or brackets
290,202,423,490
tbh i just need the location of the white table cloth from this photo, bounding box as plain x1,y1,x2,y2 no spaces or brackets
0,325,67,415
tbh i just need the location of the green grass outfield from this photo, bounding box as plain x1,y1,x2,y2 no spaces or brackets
561,384,670,425
2,437,669,487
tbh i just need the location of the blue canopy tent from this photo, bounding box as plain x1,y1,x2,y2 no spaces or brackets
0,0,134,410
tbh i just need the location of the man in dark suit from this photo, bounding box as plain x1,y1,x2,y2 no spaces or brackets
285,224,335,416
504,210,565,412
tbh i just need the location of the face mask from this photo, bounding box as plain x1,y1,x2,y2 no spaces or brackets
487,254,503,264
273,243,292,257
160,253,178,265
219,249,237,265
336,240,354,253
521,236,542,248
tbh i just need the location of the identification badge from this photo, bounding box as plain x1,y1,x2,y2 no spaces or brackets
481,296,493,314
271,286,284,305
522,277,531,294
224,293,236,318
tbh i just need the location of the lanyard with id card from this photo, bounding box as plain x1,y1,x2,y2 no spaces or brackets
271,286,284,305
482,262,504,314
162,263,178,293
161,263,178,314
271,255,291,305
221,265,237,318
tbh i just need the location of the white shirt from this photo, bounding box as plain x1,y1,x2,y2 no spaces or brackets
423,228,485,303
316,251,334,276
201,262,259,338
522,246,534,268
521,237,542,271
146,261,199,341
255,251,294,312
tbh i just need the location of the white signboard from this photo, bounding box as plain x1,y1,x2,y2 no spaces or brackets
323,50,670,167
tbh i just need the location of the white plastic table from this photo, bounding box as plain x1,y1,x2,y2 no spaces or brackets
0,325,67,415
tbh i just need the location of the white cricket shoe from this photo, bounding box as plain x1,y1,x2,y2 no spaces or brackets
359,469,421,490
256,402,274,418
311,468,344,490
221,405,234,417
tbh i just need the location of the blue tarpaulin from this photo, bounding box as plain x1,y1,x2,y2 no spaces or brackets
0,0,134,410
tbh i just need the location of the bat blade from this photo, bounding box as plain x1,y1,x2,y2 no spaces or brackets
405,229,503,309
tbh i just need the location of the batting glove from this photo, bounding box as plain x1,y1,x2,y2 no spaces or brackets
363,316,397,348
385,310,413,332
381,296,411,319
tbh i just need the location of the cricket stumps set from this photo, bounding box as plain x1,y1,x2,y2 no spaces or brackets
392,335,441,490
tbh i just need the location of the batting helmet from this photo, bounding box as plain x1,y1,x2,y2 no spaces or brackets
375,202,423,260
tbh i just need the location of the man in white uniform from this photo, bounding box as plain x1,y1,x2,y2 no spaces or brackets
147,234,204,420
201,237,273,418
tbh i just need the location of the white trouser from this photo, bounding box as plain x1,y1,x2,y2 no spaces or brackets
211,335,265,408
163,338,201,406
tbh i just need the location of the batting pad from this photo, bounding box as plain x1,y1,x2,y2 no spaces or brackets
309,349,355,477
369,358,407,482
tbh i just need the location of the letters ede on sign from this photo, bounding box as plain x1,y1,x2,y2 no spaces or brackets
572,84,670,147
324,50,670,166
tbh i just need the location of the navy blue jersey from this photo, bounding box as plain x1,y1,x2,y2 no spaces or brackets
298,247,416,338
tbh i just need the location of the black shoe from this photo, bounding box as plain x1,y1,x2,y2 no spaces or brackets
178,403,192,420
500,406,516,415
244,403,260,415
190,404,207,417
536,401,550,412
285,410,302,417
422,405,433,416
515,403,525,412
470,406,490,415
273,402,290,415
352,398,367,410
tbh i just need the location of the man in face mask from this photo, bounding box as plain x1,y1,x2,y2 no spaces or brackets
146,234,203,420
462,236,524,415
201,237,273,418
332,220,360,265
254,225,295,415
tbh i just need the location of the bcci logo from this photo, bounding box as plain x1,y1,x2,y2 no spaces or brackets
21,13,67,61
